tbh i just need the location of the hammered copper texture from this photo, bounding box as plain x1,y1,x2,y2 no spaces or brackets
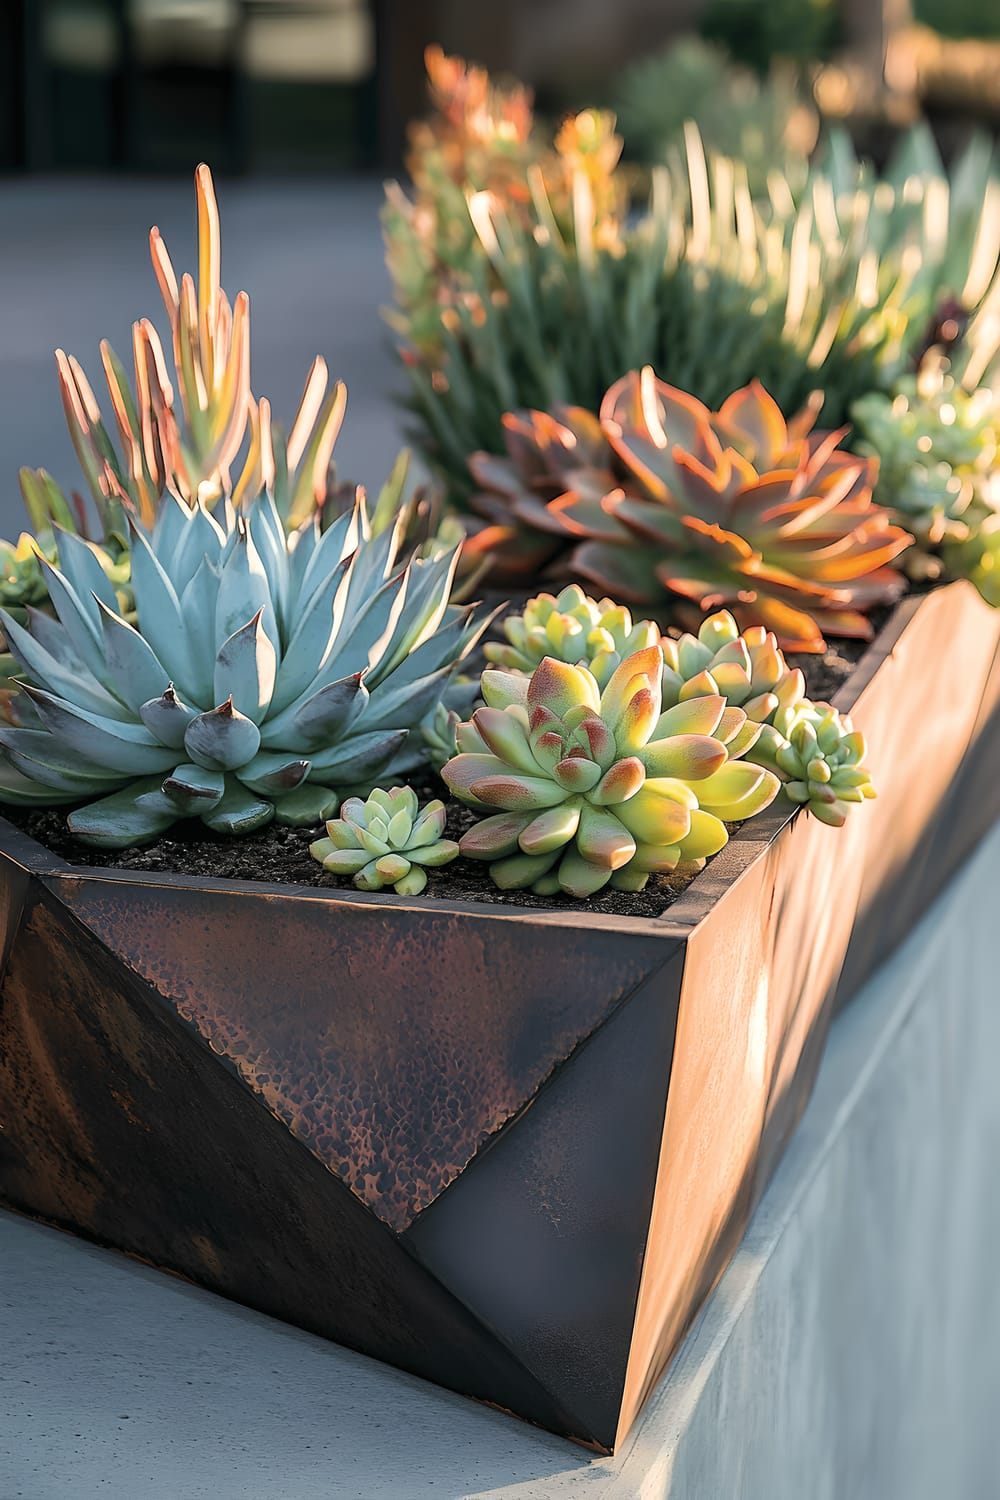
0,883,587,1441
405,949,686,1449
1,581,999,1454
615,580,1000,1445
43,881,679,1232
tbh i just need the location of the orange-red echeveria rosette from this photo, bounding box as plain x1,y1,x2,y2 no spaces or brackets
441,647,780,899
464,371,914,653
462,404,618,582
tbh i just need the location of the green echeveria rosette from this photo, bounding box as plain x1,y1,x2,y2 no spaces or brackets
0,493,489,848
310,785,459,895
484,585,661,689
943,513,1000,608
660,610,807,723
442,646,780,899
851,371,1000,585
659,609,876,823
750,703,874,826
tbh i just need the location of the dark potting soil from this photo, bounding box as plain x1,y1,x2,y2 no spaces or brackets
9,793,696,917
1,605,886,917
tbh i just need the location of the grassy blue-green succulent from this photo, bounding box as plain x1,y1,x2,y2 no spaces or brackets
0,493,488,847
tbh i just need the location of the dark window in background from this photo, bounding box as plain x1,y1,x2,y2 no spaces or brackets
4,0,377,172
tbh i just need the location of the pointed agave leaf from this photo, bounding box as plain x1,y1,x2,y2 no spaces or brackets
214,609,278,723
0,754,84,805
51,526,120,615
129,523,205,700
140,686,198,749
0,609,132,722
266,555,355,715
358,665,455,735
306,728,409,784
161,762,226,813
260,673,368,752
215,526,276,647
36,557,107,683
236,751,311,795
67,777,181,848
178,554,221,705
200,776,275,836
0,728,125,793
293,506,358,609
96,599,171,711
320,569,410,686
272,782,340,825
368,550,460,682
21,683,179,775
184,698,262,771
247,491,289,635
170,499,227,593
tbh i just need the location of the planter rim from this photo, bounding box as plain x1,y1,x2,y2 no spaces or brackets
0,586,934,938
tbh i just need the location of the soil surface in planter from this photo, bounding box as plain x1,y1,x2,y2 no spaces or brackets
3,629,872,917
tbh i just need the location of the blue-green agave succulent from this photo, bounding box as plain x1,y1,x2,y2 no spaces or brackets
0,493,489,847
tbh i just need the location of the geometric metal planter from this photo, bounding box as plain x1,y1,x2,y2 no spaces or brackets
1,579,998,1453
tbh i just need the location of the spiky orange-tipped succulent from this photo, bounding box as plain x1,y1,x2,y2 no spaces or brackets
441,647,779,898
466,372,913,651
45,164,348,539
416,45,536,184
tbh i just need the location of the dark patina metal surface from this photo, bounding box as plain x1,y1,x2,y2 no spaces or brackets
0,579,998,1452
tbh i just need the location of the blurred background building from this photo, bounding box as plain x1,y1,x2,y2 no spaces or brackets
1,0,998,530
3,1,1000,178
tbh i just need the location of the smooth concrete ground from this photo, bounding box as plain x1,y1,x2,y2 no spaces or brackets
2,822,999,1499
0,174,403,539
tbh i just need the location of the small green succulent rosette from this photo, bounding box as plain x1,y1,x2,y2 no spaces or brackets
310,786,459,895
0,533,52,615
852,368,1000,600
660,609,876,823
443,645,780,899
485,585,661,688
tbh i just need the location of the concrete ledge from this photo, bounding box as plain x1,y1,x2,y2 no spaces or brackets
3,823,999,1499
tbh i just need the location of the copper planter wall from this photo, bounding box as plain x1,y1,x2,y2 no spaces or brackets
0,579,998,1453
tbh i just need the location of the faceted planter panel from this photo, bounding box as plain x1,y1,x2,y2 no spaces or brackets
0,581,997,1453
